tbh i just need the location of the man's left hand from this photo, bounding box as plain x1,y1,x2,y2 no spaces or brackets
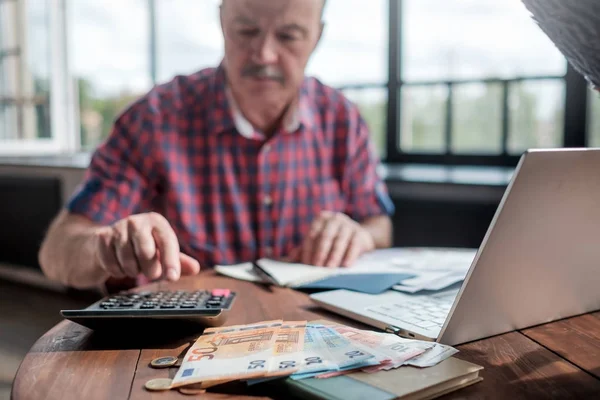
287,211,375,268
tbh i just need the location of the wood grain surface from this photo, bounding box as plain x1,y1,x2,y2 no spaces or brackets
450,331,600,399
522,311,600,379
11,270,600,399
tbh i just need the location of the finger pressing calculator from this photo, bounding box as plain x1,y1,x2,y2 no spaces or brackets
60,288,237,331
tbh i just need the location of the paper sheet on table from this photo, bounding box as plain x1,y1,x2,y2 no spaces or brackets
214,260,338,287
393,271,466,293
215,257,410,287
392,270,468,293
403,343,459,368
389,248,477,272
215,248,477,291
214,262,263,283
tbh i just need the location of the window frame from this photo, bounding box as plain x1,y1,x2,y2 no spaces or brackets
320,0,590,167
381,0,589,167
0,0,592,164
0,0,77,155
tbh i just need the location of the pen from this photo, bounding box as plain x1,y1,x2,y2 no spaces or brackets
252,262,280,286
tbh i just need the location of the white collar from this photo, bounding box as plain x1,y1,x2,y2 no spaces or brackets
226,87,301,139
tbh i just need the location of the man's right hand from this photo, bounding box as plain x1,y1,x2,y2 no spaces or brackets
94,212,200,282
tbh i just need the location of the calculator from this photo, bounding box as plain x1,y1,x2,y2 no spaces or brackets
60,288,237,331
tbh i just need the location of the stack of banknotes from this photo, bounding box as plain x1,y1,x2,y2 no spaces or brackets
167,319,458,391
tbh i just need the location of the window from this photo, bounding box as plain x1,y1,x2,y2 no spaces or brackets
0,0,52,151
508,80,565,154
308,0,388,158
342,88,388,158
155,0,222,84
68,0,151,150
307,0,388,86
391,0,568,165
3,0,598,166
588,90,600,147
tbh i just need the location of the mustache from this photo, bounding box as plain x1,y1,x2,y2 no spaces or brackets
241,64,285,83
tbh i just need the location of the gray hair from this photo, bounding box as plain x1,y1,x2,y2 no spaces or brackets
221,0,327,18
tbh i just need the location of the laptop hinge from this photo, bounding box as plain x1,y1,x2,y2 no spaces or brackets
384,325,401,334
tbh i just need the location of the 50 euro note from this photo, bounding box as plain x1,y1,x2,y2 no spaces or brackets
170,320,283,389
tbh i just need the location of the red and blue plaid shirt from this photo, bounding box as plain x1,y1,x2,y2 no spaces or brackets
67,63,394,267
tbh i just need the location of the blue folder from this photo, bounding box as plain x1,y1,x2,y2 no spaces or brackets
294,272,415,295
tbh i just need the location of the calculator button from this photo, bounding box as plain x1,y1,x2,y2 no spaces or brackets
160,304,176,308
180,304,195,308
212,289,231,297
140,304,156,309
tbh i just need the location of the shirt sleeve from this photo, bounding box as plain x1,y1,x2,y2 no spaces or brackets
341,106,395,222
66,101,158,226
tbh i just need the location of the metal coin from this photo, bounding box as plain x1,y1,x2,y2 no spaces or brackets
150,356,178,368
145,378,173,391
178,386,206,395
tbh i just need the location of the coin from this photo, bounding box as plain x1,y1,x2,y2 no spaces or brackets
150,356,178,368
145,378,173,391
178,386,206,395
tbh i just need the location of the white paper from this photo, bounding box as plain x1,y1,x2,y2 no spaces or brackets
215,262,264,283
215,248,476,290
256,259,336,286
403,343,458,368
394,270,450,287
393,269,468,293
390,248,476,272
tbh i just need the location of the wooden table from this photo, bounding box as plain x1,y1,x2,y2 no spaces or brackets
11,271,600,399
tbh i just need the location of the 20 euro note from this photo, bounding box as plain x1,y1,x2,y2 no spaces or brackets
291,324,379,380
290,323,339,378
317,320,433,368
265,321,307,377
170,320,283,389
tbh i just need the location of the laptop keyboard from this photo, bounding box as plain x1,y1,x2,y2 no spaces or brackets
365,291,456,332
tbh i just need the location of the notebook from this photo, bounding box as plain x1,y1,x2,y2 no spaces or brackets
214,248,477,295
276,357,483,400
215,258,415,295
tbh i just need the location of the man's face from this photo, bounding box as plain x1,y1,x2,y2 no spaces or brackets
220,0,324,103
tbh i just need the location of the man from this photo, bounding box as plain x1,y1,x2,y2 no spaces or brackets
38,0,394,290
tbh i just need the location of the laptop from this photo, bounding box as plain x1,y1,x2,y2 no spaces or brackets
310,148,600,346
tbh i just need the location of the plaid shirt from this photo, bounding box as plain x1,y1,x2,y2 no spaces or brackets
67,64,394,267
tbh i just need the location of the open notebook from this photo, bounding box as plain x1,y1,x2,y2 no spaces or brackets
215,248,477,295
215,259,415,294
